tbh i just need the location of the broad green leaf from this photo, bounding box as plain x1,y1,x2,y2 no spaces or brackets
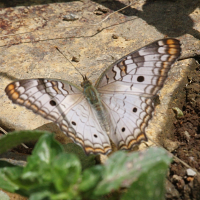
29,190,52,200
80,165,103,191
20,134,81,199
0,130,47,154
0,133,83,199
50,191,82,200
63,143,96,170
94,147,172,196
23,133,64,173
121,162,168,200
0,161,22,192
52,152,81,192
0,132,172,200
80,165,104,200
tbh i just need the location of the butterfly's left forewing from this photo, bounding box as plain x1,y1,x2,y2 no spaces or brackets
96,38,181,150
5,79,83,121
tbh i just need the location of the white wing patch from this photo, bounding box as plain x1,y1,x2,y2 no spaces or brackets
101,93,152,149
59,98,111,154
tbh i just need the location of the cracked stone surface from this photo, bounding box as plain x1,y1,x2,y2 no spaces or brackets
0,0,200,149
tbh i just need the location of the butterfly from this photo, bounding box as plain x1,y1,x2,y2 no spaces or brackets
5,38,181,155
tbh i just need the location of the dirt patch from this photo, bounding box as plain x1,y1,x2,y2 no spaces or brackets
12,145,33,155
167,57,200,200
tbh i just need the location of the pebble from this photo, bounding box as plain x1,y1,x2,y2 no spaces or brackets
63,14,79,21
186,168,196,176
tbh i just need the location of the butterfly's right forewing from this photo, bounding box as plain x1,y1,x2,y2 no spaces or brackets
96,39,181,96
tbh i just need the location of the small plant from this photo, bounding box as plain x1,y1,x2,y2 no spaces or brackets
0,131,172,200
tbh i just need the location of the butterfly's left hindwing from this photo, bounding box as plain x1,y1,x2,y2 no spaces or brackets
62,98,111,154
96,38,181,150
5,79,111,155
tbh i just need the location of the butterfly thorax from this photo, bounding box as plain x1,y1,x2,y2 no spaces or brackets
81,79,99,105
81,78,111,134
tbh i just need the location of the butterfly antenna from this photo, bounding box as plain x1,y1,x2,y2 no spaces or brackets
90,1,132,26
55,46,84,79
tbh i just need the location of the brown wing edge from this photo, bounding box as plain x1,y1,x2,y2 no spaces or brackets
95,38,182,88
59,123,112,155
117,98,153,150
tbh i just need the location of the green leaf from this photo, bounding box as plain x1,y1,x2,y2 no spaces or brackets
63,143,96,170
80,165,103,191
52,152,81,192
0,161,23,192
20,133,81,199
0,132,172,200
94,147,172,196
29,190,52,200
0,133,83,199
23,133,64,173
80,165,104,200
121,162,168,200
0,130,48,154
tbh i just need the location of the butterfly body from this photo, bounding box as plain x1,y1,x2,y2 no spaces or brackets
82,78,111,135
5,38,181,155
82,78,100,105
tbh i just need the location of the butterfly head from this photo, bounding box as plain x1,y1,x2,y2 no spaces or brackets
81,75,92,88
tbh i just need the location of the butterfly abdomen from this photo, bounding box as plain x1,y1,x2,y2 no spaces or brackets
82,80,111,135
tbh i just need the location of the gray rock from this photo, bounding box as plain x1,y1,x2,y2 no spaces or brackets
186,168,197,176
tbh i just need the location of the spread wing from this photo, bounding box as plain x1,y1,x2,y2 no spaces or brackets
96,38,181,150
5,79,111,154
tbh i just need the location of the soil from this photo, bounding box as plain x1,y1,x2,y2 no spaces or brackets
167,57,200,200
